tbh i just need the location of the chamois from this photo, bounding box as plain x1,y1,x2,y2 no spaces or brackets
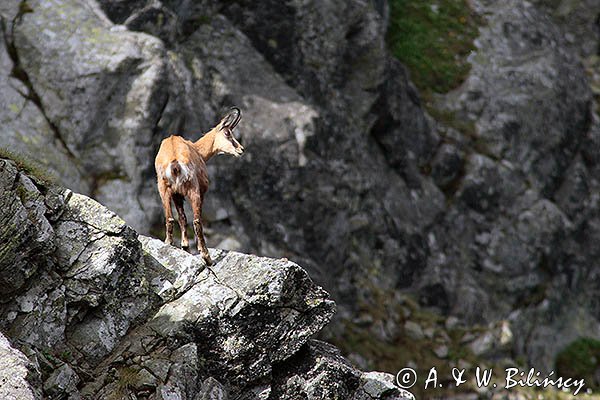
155,107,244,265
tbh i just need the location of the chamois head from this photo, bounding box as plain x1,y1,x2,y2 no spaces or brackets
213,107,244,157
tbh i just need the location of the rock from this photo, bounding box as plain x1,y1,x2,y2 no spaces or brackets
0,158,60,299
265,340,409,400
468,321,513,357
95,0,147,24
553,155,592,221
412,0,600,371
445,316,460,330
0,156,161,394
138,234,209,302
431,143,465,189
82,236,336,397
1,0,445,370
0,333,42,400
197,377,228,400
433,344,449,359
531,0,600,58
122,2,179,44
446,395,479,400
360,371,404,399
443,0,591,195
370,57,438,175
2,191,159,363
98,0,220,41
216,236,243,252
403,321,425,341
424,327,435,339
0,160,399,399
134,368,158,391
217,0,447,298
456,154,526,214
2,0,174,231
0,23,86,193
43,364,80,398
222,0,387,119
347,352,370,371
458,359,472,370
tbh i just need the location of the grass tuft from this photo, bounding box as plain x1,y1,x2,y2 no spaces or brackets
0,147,56,185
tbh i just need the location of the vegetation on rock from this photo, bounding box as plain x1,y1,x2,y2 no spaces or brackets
387,0,479,94
0,147,55,185
556,337,600,389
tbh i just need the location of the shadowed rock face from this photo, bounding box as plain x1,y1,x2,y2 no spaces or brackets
1,0,600,375
420,0,599,369
443,0,591,195
530,0,600,58
0,157,407,399
267,340,406,400
0,159,59,299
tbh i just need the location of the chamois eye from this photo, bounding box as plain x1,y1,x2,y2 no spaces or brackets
224,130,232,138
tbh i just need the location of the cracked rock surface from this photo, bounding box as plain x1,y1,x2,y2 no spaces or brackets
83,236,337,397
0,157,406,399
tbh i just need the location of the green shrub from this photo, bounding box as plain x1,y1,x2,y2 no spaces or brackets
387,0,479,95
555,337,600,387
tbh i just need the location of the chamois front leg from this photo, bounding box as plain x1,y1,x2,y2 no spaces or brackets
158,180,175,246
190,192,211,265
173,194,189,250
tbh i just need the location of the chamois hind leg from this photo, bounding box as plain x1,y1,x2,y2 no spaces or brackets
173,194,189,250
189,191,211,266
158,180,175,246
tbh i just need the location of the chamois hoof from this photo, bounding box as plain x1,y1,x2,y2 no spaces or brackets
202,254,213,266
181,245,190,253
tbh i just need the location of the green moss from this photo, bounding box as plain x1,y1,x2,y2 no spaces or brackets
556,337,600,388
59,350,74,362
387,0,480,95
16,184,29,203
0,147,56,185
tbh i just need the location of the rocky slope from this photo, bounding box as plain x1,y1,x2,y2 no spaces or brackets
0,156,408,399
2,0,600,381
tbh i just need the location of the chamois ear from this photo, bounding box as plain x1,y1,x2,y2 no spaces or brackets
220,107,241,130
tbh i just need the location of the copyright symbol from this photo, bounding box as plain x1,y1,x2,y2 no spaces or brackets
396,368,417,389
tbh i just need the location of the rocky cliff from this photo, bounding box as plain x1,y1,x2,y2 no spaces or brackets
2,0,600,388
0,156,408,399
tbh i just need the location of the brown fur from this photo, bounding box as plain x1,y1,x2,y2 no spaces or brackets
155,108,243,265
